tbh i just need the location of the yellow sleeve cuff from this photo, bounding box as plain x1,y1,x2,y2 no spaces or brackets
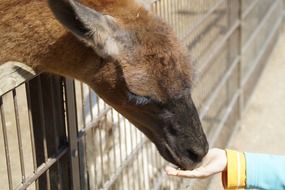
222,149,246,189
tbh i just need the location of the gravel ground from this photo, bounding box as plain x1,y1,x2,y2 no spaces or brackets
208,24,285,189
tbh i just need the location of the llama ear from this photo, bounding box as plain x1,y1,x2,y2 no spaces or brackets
48,0,123,58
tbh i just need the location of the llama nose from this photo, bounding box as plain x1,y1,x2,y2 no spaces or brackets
185,148,207,163
184,141,209,163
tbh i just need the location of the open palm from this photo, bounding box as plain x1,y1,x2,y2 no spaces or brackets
166,148,227,179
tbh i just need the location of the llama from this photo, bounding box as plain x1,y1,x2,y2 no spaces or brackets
0,0,208,170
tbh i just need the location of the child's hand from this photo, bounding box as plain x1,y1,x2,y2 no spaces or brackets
165,148,227,179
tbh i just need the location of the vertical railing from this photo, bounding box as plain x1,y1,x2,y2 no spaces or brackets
27,75,49,190
26,74,71,190
64,79,81,190
237,0,243,135
0,95,13,190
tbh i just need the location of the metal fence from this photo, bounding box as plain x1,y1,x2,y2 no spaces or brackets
0,0,284,190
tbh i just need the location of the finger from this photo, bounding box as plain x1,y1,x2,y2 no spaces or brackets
165,166,179,176
165,166,210,178
177,169,207,178
165,167,198,178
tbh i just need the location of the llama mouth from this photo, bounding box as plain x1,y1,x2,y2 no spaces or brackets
164,143,182,166
163,143,192,170
163,142,196,170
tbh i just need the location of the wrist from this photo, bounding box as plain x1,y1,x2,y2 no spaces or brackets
222,149,246,189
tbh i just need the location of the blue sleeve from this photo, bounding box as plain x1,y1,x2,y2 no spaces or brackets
245,152,285,190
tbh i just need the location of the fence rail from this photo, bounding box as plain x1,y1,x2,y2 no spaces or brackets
0,0,284,190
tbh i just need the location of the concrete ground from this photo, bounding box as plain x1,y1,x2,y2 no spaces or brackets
208,25,285,189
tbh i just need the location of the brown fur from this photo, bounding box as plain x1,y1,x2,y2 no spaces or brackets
0,0,191,102
0,1,91,76
84,0,144,18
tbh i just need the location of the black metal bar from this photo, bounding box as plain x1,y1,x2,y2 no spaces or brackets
25,82,38,189
21,74,70,190
78,137,87,190
40,74,60,190
39,75,70,190
51,77,71,190
27,75,49,190
64,79,81,190
80,83,86,129
48,76,62,190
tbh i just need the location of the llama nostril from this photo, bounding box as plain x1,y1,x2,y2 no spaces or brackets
168,127,178,136
186,149,203,163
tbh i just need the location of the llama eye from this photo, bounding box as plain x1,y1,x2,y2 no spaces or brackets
127,91,153,105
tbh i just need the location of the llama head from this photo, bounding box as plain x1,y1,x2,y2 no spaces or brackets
48,0,208,169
